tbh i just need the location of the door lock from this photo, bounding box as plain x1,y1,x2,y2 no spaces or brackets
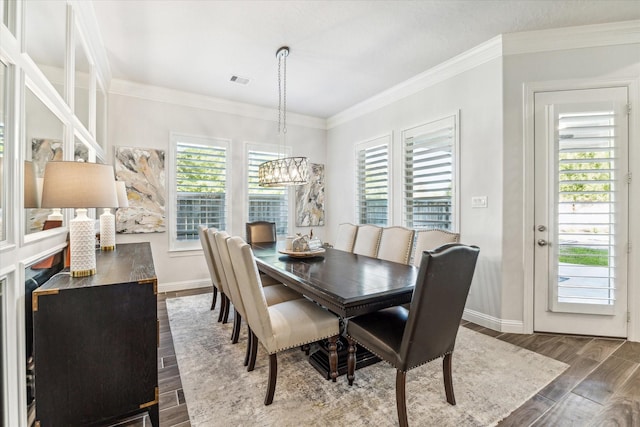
537,225,546,232
537,239,548,247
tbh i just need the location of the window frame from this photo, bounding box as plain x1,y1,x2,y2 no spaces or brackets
245,142,292,237
402,113,460,231
355,134,392,226
168,132,231,252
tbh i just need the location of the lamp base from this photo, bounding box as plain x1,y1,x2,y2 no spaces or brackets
47,208,63,221
71,268,97,278
100,208,116,251
70,208,97,277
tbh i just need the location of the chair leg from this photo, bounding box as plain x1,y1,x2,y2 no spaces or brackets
327,335,338,382
248,330,258,372
346,337,357,386
244,326,252,366
231,309,241,343
222,295,230,324
443,353,456,405
301,344,310,355
396,370,408,427
217,293,227,322
210,286,218,310
265,354,278,405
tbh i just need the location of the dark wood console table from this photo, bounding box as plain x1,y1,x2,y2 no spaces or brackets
33,242,158,427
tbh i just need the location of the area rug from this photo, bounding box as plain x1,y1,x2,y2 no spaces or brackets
167,293,567,426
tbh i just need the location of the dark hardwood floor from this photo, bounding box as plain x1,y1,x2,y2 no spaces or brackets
116,288,639,426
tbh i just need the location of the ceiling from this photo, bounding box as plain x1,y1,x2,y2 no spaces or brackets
91,0,640,119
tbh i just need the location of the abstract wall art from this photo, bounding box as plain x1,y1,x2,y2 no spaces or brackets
114,147,166,233
295,163,325,227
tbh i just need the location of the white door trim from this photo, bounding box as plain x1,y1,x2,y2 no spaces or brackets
523,77,640,341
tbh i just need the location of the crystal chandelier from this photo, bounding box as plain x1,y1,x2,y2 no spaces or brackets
258,46,309,187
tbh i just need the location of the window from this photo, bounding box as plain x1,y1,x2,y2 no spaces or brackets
356,135,390,226
247,149,288,236
169,134,229,250
403,114,458,230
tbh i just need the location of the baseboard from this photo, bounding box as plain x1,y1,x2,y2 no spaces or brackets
159,278,211,294
463,308,525,334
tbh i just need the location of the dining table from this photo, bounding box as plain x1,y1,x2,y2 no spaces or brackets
250,242,419,379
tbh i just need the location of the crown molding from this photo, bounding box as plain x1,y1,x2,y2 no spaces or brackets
503,19,640,56
327,36,503,129
108,79,327,130
328,20,640,130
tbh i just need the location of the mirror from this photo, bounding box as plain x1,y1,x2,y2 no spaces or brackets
74,27,91,132
0,60,6,241
24,87,65,234
24,0,66,101
96,81,107,148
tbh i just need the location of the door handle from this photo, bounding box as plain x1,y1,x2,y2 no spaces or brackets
537,239,548,247
537,225,546,232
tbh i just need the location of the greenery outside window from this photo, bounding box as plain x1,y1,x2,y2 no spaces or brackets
169,133,229,250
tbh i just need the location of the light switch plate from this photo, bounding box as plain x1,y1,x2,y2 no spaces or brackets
471,196,488,208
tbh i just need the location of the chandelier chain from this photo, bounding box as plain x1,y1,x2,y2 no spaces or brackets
278,53,282,134
283,51,287,134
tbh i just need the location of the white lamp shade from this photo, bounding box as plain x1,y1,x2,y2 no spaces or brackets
41,161,118,208
115,181,129,208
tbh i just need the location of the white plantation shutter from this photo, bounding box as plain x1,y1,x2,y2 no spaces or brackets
555,109,620,306
170,134,229,250
248,150,288,235
403,115,457,230
356,136,390,226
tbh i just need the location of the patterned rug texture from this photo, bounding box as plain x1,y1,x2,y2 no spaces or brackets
167,293,567,426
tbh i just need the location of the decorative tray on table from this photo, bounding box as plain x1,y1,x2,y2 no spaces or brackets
278,248,326,258
279,232,325,258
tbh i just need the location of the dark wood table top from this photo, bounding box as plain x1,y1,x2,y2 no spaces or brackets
35,242,157,292
251,243,418,318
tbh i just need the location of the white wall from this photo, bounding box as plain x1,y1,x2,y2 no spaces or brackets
326,58,504,320
107,89,326,291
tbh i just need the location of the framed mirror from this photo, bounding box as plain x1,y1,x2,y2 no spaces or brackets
24,86,65,235
24,0,67,102
0,60,7,242
74,27,92,132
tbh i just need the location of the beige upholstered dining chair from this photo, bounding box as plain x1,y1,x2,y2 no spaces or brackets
246,221,277,244
413,229,460,267
214,231,302,367
352,224,382,258
377,226,415,264
227,236,341,405
334,223,358,252
346,243,480,427
198,225,221,311
206,228,233,323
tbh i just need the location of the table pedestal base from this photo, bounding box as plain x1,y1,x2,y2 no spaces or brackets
309,337,380,380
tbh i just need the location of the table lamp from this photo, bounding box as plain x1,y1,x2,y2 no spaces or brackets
41,161,117,277
100,181,129,251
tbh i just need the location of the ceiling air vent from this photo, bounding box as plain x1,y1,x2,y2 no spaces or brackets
230,75,250,85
